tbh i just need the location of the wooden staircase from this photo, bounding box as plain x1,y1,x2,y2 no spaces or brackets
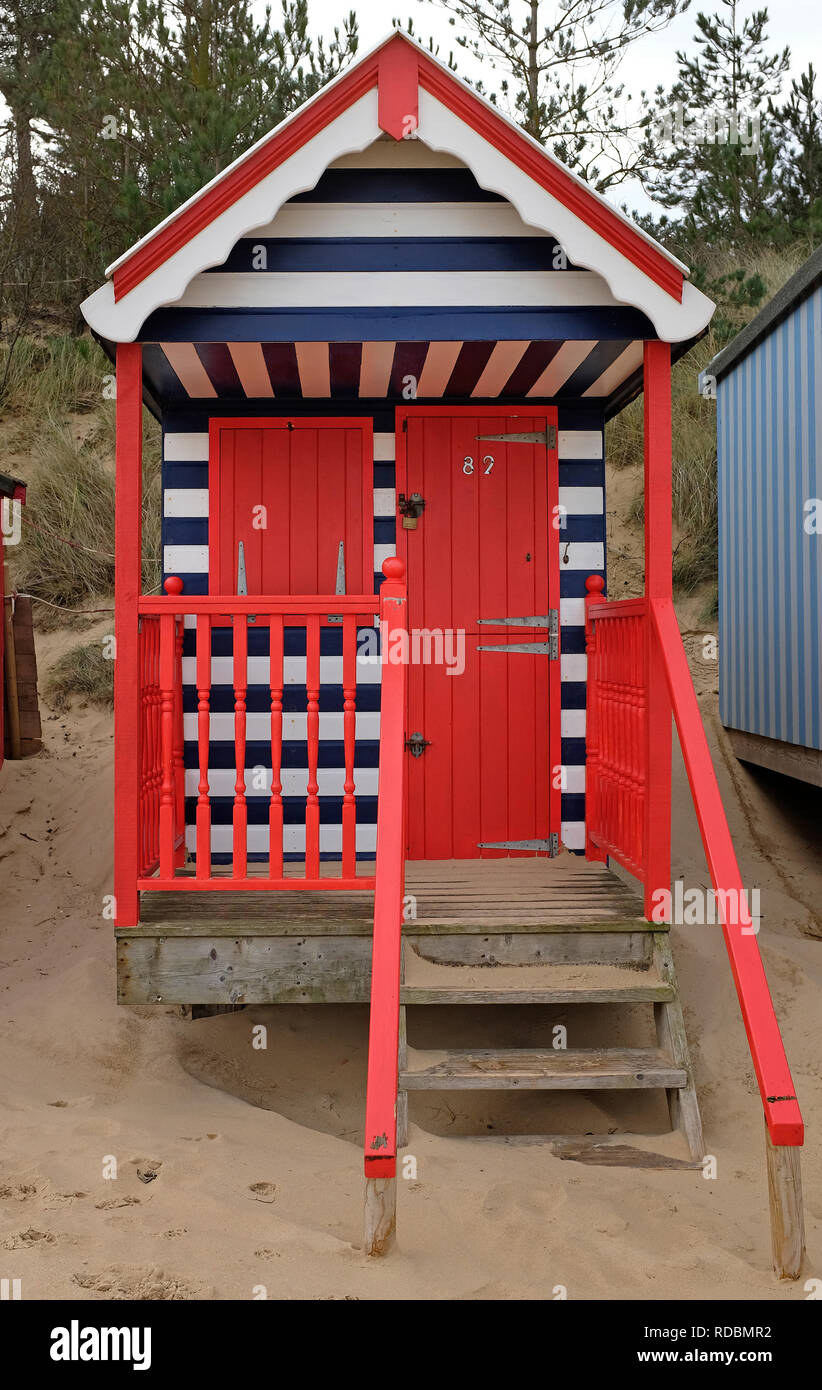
118,856,703,1158
396,859,703,1158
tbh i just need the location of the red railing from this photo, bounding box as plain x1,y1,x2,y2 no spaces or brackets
135,580,382,892
584,579,646,879
585,575,802,1149
363,557,408,1240
138,612,184,877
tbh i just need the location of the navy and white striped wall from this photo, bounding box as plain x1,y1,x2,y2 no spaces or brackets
162,402,604,859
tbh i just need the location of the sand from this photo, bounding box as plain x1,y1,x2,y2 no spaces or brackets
0,622,819,1301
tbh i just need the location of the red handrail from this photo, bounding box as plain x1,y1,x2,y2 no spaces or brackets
651,598,803,1146
363,557,408,1185
587,579,803,1147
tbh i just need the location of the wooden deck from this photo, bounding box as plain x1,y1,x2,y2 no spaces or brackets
137,856,644,935
119,856,649,1007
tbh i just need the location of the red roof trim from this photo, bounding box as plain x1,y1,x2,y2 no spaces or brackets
113,54,380,302
417,54,683,303
378,35,419,139
112,33,683,305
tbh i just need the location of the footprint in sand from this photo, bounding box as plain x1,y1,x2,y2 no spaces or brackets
0,1183,38,1202
248,1182,277,1204
132,1159,163,1185
95,1195,141,1210
72,1264,208,1300
2,1227,58,1250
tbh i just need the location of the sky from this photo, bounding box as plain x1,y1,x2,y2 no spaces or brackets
291,0,822,214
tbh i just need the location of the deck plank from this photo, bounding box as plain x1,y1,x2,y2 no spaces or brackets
136,856,645,934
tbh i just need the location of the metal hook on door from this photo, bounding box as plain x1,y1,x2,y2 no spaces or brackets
328,541,346,623
237,539,256,623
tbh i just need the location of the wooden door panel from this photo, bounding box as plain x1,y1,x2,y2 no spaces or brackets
209,419,373,596
406,635,551,858
402,409,558,860
405,414,549,634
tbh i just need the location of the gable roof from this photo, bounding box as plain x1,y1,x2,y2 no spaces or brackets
81,30,713,345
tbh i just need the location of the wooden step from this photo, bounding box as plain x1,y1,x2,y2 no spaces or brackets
401,957,674,1004
400,1046,687,1091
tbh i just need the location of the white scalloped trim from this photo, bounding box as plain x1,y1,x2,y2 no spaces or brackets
81,84,714,345
416,92,714,343
82,92,382,342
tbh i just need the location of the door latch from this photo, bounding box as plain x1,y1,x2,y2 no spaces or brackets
398,492,426,529
405,731,431,758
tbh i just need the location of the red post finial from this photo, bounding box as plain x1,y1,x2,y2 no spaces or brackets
585,574,605,597
382,556,406,582
164,575,184,596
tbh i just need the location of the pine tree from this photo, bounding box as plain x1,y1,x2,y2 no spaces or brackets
641,1,789,243
1,0,359,309
771,64,822,243
420,0,690,191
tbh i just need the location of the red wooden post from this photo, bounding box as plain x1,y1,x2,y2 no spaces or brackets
114,343,143,926
341,613,357,878
364,558,408,1183
195,612,212,878
158,611,177,880
138,621,148,875
643,340,673,920
171,601,185,866
269,614,284,879
232,615,248,878
305,614,321,878
584,574,607,862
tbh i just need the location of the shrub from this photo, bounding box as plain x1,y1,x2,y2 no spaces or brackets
44,640,114,710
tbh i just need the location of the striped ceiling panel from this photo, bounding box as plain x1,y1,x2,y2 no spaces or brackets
142,337,644,403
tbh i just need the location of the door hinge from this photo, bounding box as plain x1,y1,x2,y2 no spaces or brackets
475,426,556,449
477,609,559,659
478,834,559,855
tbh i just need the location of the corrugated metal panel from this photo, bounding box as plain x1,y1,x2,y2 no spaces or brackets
718,282,822,751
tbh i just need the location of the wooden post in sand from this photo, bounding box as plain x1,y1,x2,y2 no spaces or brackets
364,1177,397,1256
3,561,21,759
765,1120,805,1280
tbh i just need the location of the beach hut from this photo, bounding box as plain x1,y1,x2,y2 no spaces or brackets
81,31,803,1270
705,246,822,788
1,470,27,767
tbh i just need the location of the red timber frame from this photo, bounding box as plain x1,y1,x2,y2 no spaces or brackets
114,343,143,928
394,403,563,852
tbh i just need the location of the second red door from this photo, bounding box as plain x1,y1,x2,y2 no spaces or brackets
398,408,560,860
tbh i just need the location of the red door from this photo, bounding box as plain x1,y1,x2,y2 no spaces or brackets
397,408,560,860
208,418,373,594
